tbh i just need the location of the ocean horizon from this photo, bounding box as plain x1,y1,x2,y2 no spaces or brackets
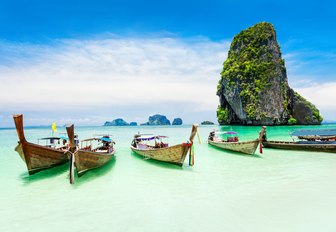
2,121,336,130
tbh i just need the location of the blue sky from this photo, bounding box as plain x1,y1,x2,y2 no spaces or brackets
0,1,333,38
1,0,335,46
0,0,336,126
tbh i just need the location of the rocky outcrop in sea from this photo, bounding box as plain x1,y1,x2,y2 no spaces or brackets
172,118,183,125
201,121,215,125
104,118,129,126
141,114,171,125
217,22,322,125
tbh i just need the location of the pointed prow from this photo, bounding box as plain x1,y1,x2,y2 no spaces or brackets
259,126,267,141
189,124,199,143
13,114,26,143
258,126,267,154
66,124,75,184
66,124,76,152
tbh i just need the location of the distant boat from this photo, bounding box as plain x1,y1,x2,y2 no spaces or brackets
13,114,74,175
261,126,336,152
208,127,266,155
130,124,198,166
69,130,116,184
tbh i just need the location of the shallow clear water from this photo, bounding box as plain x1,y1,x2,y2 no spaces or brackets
1,125,336,232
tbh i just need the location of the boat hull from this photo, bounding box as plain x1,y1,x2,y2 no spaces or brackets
74,149,115,176
131,144,190,166
262,140,336,153
15,142,69,175
208,139,260,155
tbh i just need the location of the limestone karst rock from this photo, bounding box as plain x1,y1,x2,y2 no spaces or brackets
217,22,322,125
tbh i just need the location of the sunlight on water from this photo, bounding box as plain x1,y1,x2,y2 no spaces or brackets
1,125,336,232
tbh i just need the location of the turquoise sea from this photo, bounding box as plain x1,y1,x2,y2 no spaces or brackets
1,124,336,232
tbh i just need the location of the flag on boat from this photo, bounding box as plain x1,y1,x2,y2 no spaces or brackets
51,122,57,132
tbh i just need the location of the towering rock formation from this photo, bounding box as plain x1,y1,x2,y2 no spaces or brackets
217,22,322,125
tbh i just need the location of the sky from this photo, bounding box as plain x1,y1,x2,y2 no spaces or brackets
0,0,336,127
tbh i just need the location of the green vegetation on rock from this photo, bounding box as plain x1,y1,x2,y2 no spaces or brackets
219,22,284,121
313,111,323,122
217,106,229,124
216,22,322,125
287,117,297,125
294,92,323,123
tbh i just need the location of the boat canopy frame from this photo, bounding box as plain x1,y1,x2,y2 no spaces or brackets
291,129,336,137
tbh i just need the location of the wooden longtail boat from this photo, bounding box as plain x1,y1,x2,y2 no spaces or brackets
130,124,198,166
208,127,266,155
261,126,336,152
69,129,116,184
13,114,74,175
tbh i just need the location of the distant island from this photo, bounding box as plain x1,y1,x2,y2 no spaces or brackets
104,118,137,126
201,121,215,125
104,115,184,126
217,22,322,125
141,114,171,125
172,118,183,125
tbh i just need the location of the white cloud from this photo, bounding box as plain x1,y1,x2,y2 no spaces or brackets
1,36,335,126
0,37,229,126
283,50,336,120
284,51,336,87
296,82,336,121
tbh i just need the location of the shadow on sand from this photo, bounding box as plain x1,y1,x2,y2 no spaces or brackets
71,157,117,187
20,158,117,186
20,162,69,185
130,151,189,170
208,144,263,158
